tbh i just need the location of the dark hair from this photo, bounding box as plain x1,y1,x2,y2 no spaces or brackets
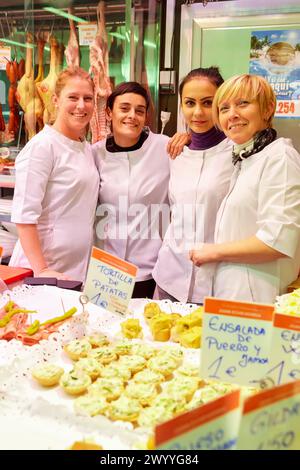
179,66,224,102
106,81,150,111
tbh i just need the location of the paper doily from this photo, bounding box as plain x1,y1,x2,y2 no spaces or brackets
0,287,201,449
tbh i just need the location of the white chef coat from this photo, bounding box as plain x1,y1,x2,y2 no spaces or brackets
10,125,99,282
93,131,170,281
214,138,300,304
152,138,233,303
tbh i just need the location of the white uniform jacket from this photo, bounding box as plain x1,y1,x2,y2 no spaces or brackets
93,131,170,282
152,138,233,303
214,138,300,304
10,125,99,282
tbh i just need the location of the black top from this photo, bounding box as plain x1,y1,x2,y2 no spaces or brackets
106,129,149,153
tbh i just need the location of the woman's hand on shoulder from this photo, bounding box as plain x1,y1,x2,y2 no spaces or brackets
167,132,191,159
36,268,70,280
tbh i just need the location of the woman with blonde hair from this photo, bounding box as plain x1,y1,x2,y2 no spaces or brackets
9,66,99,282
190,74,300,303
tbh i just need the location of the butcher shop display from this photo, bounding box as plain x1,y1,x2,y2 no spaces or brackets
34,35,46,84
0,2,114,145
36,35,59,125
57,42,65,72
16,33,44,140
89,0,111,143
65,8,80,68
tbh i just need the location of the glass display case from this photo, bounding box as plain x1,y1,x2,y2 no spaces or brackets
0,0,161,152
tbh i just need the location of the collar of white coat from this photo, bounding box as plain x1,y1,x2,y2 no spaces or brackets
182,137,232,158
103,130,165,158
44,124,87,150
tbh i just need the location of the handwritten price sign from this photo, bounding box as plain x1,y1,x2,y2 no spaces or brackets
237,380,300,450
201,298,274,386
265,314,300,386
156,390,241,450
83,247,137,315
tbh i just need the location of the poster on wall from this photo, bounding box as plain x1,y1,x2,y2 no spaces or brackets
249,30,300,118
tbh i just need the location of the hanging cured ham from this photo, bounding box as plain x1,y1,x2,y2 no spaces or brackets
89,0,111,143
36,35,59,125
16,33,44,140
64,8,80,67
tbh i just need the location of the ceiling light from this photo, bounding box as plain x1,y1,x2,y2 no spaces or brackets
0,38,35,49
43,7,89,23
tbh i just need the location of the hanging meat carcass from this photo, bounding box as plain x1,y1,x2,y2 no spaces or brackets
16,33,44,140
89,0,111,144
0,104,5,133
64,8,80,67
34,35,46,84
57,42,65,72
5,60,19,137
17,58,25,80
36,35,59,125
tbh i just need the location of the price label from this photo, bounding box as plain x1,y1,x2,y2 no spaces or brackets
78,23,97,46
201,298,274,386
0,45,11,70
156,390,241,450
83,246,137,315
265,314,300,386
237,380,300,450
275,100,300,118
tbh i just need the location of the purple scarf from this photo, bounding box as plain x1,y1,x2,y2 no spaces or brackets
189,127,226,150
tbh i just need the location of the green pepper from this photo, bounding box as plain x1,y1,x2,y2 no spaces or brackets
0,306,37,328
25,307,77,335
41,307,77,326
26,320,41,335
4,300,15,312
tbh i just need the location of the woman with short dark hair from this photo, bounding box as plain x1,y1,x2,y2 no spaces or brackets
93,81,184,298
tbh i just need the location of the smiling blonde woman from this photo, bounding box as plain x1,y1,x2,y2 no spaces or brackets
190,74,300,303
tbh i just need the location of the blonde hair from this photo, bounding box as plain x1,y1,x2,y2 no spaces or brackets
212,74,276,128
54,66,94,97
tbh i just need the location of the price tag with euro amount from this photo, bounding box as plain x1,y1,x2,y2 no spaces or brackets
237,380,300,450
201,298,274,386
265,314,300,386
84,247,137,315
156,389,241,450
